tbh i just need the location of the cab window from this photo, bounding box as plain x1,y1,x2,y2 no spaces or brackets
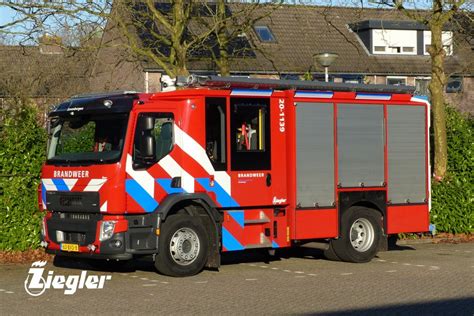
230,98,271,171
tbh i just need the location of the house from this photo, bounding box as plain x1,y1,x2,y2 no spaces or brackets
91,4,473,113
0,35,96,121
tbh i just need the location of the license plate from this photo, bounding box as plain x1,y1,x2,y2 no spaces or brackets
61,243,79,252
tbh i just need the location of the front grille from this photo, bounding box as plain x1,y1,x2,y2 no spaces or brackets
59,213,92,221
64,232,87,244
46,191,100,213
47,213,100,246
59,195,83,207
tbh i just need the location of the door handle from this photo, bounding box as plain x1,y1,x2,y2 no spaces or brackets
266,173,272,187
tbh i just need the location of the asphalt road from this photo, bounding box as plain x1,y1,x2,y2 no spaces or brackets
1,242,473,315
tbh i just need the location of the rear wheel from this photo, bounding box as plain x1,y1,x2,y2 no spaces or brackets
154,215,209,277
331,206,382,263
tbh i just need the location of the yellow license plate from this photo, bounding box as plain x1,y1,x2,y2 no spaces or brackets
61,243,79,252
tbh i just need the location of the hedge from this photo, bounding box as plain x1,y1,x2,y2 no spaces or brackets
430,106,473,234
0,98,47,251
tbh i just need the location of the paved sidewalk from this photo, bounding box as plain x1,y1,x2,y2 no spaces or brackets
1,242,473,315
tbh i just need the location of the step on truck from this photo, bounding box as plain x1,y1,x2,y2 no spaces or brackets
39,76,431,277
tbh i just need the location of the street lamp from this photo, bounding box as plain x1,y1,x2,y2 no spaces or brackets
314,52,339,82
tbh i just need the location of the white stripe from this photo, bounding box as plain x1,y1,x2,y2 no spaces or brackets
126,155,155,196
100,201,107,213
174,125,231,194
356,94,391,100
214,171,230,193
63,179,78,191
231,90,272,97
294,92,333,98
411,96,431,211
83,179,106,192
42,179,57,191
158,155,195,193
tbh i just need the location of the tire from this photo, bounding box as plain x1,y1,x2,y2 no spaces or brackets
154,214,209,277
323,242,342,261
331,206,382,263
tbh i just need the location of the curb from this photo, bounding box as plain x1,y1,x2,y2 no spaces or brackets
397,237,472,245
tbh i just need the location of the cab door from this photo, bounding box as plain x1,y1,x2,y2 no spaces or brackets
125,103,181,214
228,96,287,207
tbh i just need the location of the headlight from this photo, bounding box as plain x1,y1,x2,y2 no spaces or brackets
99,221,116,241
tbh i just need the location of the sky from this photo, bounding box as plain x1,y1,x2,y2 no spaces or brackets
0,0,468,44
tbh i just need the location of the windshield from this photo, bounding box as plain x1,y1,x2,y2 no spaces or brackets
47,114,129,165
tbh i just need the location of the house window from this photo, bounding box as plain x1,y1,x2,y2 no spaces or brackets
425,44,452,55
387,77,407,86
372,29,417,55
374,46,386,52
443,45,452,56
415,77,431,96
446,76,463,93
390,46,401,53
423,31,453,56
254,26,276,42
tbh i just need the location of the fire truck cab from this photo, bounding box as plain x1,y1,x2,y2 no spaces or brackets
40,76,430,276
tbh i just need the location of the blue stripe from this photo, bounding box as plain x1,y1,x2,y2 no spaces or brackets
356,93,391,100
125,179,159,212
231,89,272,97
272,241,280,248
227,210,244,228
156,178,185,194
295,91,334,98
222,227,244,251
196,178,239,208
52,178,69,191
41,183,47,205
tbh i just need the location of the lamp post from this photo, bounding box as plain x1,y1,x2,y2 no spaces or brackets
314,52,339,82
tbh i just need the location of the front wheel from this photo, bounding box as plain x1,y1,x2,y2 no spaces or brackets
154,215,209,277
331,206,382,263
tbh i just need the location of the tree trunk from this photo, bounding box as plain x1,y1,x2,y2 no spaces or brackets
428,6,448,181
170,0,189,78
216,0,230,76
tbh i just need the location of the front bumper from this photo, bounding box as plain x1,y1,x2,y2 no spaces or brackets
43,212,159,260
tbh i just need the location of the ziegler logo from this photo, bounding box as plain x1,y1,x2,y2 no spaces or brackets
24,261,112,296
273,197,287,205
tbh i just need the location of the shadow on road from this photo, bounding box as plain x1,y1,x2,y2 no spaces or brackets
307,297,474,316
52,240,416,275
52,246,326,274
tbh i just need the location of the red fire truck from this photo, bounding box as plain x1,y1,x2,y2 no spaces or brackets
39,76,430,276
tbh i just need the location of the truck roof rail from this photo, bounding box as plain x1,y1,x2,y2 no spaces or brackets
70,90,138,99
184,75,415,94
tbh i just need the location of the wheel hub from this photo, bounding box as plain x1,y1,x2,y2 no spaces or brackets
350,218,375,252
169,227,200,266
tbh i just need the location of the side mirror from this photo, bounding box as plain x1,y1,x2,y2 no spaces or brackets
138,115,155,131
133,115,156,169
139,134,156,158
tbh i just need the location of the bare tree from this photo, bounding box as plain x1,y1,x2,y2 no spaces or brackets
195,1,281,76
1,1,282,78
369,0,471,181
